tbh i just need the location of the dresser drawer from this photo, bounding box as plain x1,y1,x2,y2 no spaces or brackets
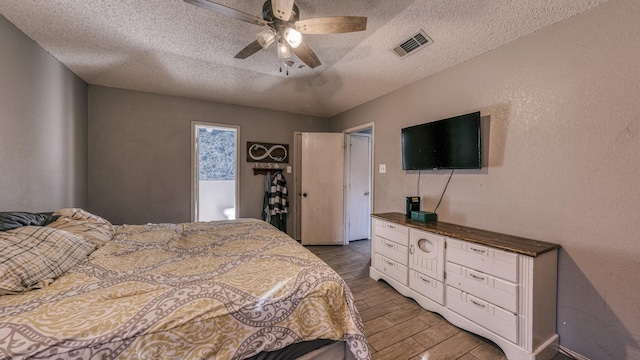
374,220,409,246
409,270,444,305
447,238,518,282
374,253,408,285
375,236,408,265
447,286,517,343
446,262,518,313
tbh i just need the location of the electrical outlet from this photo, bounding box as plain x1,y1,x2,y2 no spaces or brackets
379,164,386,173
286,166,292,173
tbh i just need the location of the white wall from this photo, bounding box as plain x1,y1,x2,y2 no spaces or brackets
0,15,88,212
331,0,640,358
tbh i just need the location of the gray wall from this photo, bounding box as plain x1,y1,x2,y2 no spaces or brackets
4,2,640,357
0,15,88,212
331,0,640,359
88,86,329,228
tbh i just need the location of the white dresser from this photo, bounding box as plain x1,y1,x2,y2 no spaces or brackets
370,213,560,360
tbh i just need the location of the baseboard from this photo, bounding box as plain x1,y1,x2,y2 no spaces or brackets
559,345,590,360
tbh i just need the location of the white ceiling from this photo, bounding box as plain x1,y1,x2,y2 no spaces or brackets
1,0,607,118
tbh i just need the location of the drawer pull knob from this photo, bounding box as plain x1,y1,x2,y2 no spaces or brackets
387,225,395,229
420,276,431,284
470,300,486,309
386,260,394,266
409,245,414,254
470,247,486,254
469,273,485,281
385,243,394,248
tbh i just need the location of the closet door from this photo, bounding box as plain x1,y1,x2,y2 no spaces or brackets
346,133,371,242
300,132,344,245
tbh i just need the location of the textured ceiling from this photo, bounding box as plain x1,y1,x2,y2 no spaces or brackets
0,0,607,118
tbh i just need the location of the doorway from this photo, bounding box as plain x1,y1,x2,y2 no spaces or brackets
191,122,240,222
293,124,374,245
345,124,373,242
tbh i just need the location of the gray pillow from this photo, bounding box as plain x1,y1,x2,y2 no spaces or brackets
0,212,59,231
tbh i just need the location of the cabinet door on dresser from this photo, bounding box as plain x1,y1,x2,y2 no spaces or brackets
372,220,409,285
408,229,445,304
446,238,519,343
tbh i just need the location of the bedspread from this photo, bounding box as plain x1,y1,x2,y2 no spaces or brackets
0,219,369,359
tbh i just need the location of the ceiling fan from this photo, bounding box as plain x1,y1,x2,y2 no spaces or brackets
184,0,367,69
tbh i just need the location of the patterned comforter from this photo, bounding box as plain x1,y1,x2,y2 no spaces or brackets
0,219,369,359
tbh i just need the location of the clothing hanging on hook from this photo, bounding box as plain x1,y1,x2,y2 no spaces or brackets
261,170,288,232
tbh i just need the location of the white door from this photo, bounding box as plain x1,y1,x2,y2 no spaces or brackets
347,134,371,241
301,132,344,245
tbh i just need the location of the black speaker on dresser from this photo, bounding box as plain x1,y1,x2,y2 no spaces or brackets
405,196,420,218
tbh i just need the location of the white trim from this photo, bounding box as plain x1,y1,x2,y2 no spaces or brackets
343,132,350,245
292,131,303,241
190,122,198,222
559,345,590,360
191,121,241,222
342,132,349,245
343,123,375,133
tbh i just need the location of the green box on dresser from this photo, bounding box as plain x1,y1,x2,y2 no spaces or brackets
410,210,438,222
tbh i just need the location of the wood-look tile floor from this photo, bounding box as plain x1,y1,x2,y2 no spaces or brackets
305,239,570,360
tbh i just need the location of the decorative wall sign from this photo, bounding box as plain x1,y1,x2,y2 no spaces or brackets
247,142,289,163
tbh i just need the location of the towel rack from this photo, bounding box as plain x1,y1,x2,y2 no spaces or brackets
253,168,283,175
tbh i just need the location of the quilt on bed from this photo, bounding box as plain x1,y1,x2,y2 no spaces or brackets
0,218,369,360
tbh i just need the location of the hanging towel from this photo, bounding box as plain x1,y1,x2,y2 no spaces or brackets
268,171,288,232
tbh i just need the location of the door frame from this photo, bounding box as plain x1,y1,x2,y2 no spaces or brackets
292,131,302,241
190,121,241,222
345,132,372,241
344,123,375,242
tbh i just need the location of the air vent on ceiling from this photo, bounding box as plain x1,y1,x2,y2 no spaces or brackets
392,30,433,59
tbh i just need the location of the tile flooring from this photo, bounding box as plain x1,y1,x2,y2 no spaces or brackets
305,239,570,360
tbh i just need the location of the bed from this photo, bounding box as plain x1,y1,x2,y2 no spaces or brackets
0,209,370,359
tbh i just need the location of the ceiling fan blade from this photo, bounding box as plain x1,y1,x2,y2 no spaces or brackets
292,41,321,69
295,16,367,34
234,40,264,59
184,0,268,26
271,0,295,21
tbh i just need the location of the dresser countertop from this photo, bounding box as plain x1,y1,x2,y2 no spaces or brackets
372,212,560,257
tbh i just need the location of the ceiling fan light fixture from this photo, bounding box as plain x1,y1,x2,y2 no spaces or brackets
283,27,302,48
256,29,276,49
277,39,291,58
187,0,367,69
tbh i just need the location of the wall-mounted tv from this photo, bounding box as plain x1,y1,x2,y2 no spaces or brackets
402,111,481,170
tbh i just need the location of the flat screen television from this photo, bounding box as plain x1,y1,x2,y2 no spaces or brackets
402,111,481,170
